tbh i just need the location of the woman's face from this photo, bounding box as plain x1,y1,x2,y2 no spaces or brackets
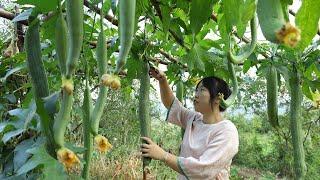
193,82,212,113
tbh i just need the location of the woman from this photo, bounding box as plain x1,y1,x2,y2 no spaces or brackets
141,68,239,180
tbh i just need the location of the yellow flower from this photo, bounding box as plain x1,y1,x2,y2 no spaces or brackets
61,77,74,95
311,90,320,109
110,77,121,90
101,74,121,90
94,135,113,153
276,22,301,48
217,93,224,100
56,148,80,171
190,77,201,86
101,74,113,87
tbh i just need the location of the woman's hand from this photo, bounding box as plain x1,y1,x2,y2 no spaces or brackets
149,67,166,83
215,173,223,180
140,137,166,161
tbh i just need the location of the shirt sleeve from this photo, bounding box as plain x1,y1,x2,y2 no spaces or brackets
165,97,200,129
177,129,239,179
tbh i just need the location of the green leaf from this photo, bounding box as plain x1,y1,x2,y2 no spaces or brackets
166,63,182,83
196,20,216,41
181,53,194,71
282,0,293,5
0,63,26,83
190,0,216,35
202,53,224,77
17,145,66,178
12,9,33,23
8,101,36,129
257,62,269,77
21,89,34,108
43,92,60,116
182,44,210,72
0,147,15,176
41,13,58,41
4,94,17,104
176,0,189,14
126,57,142,83
214,68,230,80
136,0,149,15
169,18,184,43
42,160,66,180
160,4,171,35
17,0,56,13
24,101,37,128
280,0,290,21
304,63,317,80
303,49,320,68
276,65,290,89
316,64,320,76
243,59,252,73
65,142,86,154
209,51,225,62
91,0,102,5
16,154,41,176
302,80,313,100
295,0,320,51
199,39,221,50
2,129,25,144
173,6,188,22
302,81,312,100
0,174,26,180
0,122,15,134
174,17,188,34
218,14,228,44
309,80,320,92
237,0,256,37
14,138,35,172
8,108,25,122
222,0,241,32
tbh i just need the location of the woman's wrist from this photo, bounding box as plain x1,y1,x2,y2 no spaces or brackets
162,151,169,162
158,77,167,84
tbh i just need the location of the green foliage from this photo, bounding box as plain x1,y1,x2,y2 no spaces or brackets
190,0,217,36
17,145,66,179
17,0,56,13
159,4,171,36
229,109,320,178
0,100,66,178
237,0,257,37
222,0,241,33
295,0,320,51
181,44,210,72
231,116,278,171
222,0,256,35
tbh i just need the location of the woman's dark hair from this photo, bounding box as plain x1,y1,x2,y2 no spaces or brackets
196,76,231,112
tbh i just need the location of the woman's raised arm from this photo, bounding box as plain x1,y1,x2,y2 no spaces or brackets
149,67,174,109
